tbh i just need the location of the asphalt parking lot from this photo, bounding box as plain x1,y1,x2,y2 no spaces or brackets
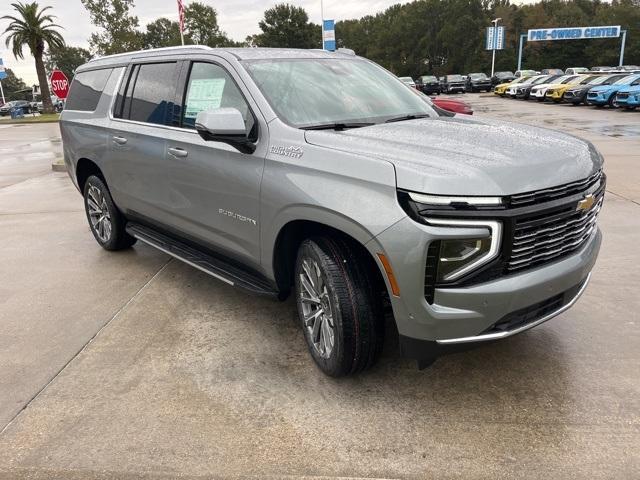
0,98,638,479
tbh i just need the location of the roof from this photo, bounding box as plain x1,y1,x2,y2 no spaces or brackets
77,46,355,72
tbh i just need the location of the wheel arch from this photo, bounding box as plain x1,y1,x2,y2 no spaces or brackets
76,158,105,193
271,218,388,300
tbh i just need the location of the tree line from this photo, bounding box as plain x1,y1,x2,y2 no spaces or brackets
2,0,639,107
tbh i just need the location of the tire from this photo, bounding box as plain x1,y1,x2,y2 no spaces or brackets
608,95,617,108
83,175,136,251
294,237,384,377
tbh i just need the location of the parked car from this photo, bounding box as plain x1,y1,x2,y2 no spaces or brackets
564,73,629,105
398,76,417,89
494,76,531,96
614,84,640,109
37,95,64,113
540,68,564,75
590,66,614,72
465,73,491,92
529,75,578,101
546,75,596,103
60,46,604,376
587,74,640,107
440,74,466,93
565,67,589,75
619,65,640,72
515,69,538,78
416,75,441,95
490,71,515,87
511,75,562,99
431,96,473,114
0,100,31,116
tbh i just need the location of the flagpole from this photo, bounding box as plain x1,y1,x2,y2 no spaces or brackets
178,0,185,46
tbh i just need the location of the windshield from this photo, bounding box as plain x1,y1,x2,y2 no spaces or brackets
244,59,436,128
421,76,437,82
614,75,637,85
496,72,514,77
579,76,598,84
469,73,487,79
399,77,414,84
447,75,464,82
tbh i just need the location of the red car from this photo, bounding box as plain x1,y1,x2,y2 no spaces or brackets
431,96,473,115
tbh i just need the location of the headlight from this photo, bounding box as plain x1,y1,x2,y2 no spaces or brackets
427,218,502,282
437,237,493,281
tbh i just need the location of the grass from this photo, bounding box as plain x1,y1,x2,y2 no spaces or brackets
0,113,60,124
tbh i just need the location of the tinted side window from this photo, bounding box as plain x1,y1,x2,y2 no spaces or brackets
65,68,113,111
181,62,255,135
128,62,179,125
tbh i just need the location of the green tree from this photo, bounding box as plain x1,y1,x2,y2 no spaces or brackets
144,17,183,49
0,67,28,100
253,4,319,48
1,1,65,113
80,0,143,55
184,1,237,47
45,45,91,79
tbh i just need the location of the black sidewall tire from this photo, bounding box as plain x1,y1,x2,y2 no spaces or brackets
294,237,384,377
83,175,136,251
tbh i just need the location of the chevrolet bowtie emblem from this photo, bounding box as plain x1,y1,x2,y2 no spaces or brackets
576,194,595,212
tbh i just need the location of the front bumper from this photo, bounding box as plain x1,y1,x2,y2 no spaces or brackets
587,92,610,104
369,215,601,353
616,93,640,106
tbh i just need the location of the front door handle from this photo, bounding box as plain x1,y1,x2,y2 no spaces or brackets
168,147,188,158
112,136,127,145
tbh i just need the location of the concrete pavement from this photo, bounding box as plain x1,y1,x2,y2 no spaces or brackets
0,101,638,479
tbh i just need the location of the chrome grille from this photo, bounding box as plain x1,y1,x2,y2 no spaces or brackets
510,169,602,207
507,193,603,272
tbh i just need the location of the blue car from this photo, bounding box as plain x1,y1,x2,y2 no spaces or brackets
587,74,640,107
615,84,640,109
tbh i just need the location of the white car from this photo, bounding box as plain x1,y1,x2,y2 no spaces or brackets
505,75,547,97
565,67,589,75
398,76,417,89
529,75,577,101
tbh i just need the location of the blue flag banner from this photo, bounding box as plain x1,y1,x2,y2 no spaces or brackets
323,19,336,51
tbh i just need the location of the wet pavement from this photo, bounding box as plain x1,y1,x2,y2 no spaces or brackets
0,101,638,479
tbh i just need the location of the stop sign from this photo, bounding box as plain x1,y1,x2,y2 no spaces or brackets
49,70,69,99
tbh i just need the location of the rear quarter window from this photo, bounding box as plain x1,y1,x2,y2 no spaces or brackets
65,68,113,111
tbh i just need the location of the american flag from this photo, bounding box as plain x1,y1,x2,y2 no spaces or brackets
177,0,185,35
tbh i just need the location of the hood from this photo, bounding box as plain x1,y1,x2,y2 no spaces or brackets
533,82,564,91
304,116,601,196
590,84,617,93
618,85,640,93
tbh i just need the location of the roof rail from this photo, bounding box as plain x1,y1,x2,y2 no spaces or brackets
92,44,212,62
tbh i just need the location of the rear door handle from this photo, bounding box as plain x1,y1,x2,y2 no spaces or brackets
168,147,188,158
112,136,127,145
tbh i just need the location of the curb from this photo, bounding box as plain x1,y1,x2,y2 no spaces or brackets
51,160,66,172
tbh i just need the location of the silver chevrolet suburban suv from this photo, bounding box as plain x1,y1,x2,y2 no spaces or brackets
60,47,604,376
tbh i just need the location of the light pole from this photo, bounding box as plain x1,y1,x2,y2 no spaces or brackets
320,0,325,48
491,17,502,77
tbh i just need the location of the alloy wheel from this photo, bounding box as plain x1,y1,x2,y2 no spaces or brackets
299,257,335,359
86,185,112,243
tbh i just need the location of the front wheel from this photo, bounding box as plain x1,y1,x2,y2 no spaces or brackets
295,237,384,377
83,175,136,250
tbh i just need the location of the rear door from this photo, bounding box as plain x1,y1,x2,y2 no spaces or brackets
107,60,181,221
159,58,267,268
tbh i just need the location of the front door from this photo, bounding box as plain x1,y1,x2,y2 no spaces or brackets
161,59,267,268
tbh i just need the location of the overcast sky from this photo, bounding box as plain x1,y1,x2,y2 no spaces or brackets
1,0,428,84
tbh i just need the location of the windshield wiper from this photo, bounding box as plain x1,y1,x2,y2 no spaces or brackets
300,122,375,131
385,113,431,123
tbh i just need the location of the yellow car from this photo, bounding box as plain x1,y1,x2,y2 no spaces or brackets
493,76,532,96
545,74,600,103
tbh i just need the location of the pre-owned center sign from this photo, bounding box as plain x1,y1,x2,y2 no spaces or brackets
528,25,621,42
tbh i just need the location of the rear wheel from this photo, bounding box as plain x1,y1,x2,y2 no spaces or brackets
83,175,136,251
294,237,384,377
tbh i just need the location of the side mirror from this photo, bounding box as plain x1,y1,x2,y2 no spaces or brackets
195,108,256,154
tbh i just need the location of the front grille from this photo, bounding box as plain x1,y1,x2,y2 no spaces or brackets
588,92,598,98
617,93,629,100
507,192,603,272
510,169,602,207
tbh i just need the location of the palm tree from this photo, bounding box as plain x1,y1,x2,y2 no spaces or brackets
2,2,64,114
